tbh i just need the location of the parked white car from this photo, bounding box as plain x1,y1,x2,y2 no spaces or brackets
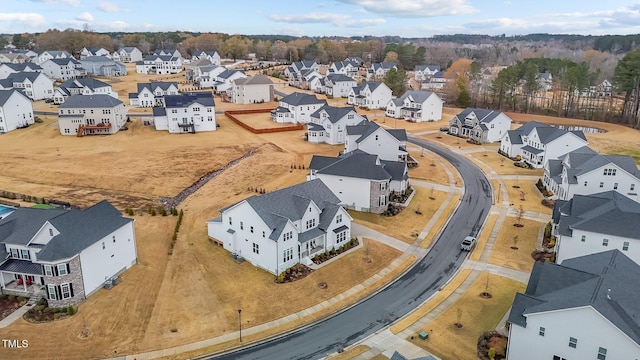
461,236,477,251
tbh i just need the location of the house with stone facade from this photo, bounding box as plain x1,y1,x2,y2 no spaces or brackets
0,200,137,306
308,151,409,213
206,179,352,273
449,108,512,143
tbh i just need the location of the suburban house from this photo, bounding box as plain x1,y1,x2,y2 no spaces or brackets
112,47,143,63
386,90,443,122
53,78,117,105
227,74,274,104
128,81,179,107
206,179,352,274
544,146,640,202
595,79,613,97
366,62,397,80
192,50,221,66
421,71,447,90
0,200,137,307
152,92,216,134
347,81,393,110
344,120,409,162
0,52,31,64
324,74,357,98
552,191,640,266
79,47,110,59
499,121,588,168
536,72,553,91
271,92,327,124
184,59,212,82
289,68,322,89
211,69,247,94
0,63,42,80
414,65,440,81
506,250,640,360
284,60,320,79
35,50,72,65
79,56,127,77
40,58,83,81
328,60,359,78
135,54,183,75
192,65,227,88
57,95,126,136
448,108,512,143
153,49,182,59
308,151,409,213
6,71,54,101
0,89,34,133
306,105,367,145
345,56,364,66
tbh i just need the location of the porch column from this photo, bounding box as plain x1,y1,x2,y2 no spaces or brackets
0,272,4,288
22,274,27,292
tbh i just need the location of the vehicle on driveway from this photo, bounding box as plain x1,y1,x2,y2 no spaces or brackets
461,236,477,251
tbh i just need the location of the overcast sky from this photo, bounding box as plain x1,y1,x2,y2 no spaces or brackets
2,0,640,37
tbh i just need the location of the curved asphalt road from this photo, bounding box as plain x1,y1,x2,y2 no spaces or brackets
210,137,492,360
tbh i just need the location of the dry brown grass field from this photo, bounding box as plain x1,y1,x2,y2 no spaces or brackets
488,218,545,273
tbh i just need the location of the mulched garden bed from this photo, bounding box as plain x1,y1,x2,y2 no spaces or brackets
477,331,508,360
276,264,313,283
312,238,359,265
23,298,76,323
0,295,26,320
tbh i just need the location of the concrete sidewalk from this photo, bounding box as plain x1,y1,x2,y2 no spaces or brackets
0,303,30,329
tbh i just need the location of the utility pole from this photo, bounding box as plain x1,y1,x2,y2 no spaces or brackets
238,309,242,342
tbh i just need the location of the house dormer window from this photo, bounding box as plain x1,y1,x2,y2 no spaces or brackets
10,248,19,258
305,218,316,229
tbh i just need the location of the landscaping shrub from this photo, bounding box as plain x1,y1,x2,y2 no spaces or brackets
67,305,76,315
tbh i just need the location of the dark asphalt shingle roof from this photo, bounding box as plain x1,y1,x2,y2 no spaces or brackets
509,250,640,344
59,78,110,91
309,153,407,182
521,145,544,155
164,92,215,108
0,89,28,106
280,92,326,106
0,208,68,246
310,105,359,124
137,81,178,93
0,259,44,275
59,94,123,109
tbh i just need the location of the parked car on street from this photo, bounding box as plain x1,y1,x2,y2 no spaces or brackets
461,236,477,251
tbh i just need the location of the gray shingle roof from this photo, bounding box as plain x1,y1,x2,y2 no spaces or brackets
233,74,273,86
0,259,44,275
36,200,133,261
309,152,406,181
280,92,326,106
8,71,45,83
0,89,27,106
47,58,79,65
397,90,435,104
221,180,340,241
388,129,407,142
326,73,355,83
509,250,640,345
59,78,110,91
59,94,123,109
455,108,504,124
137,81,178,93
558,146,639,183
164,92,215,108
310,105,358,124
0,208,68,246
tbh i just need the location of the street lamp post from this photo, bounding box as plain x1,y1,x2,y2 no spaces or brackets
238,309,242,342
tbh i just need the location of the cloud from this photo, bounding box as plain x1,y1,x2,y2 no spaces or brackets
269,12,384,28
97,1,129,13
0,13,47,27
28,0,81,7
75,12,94,22
463,17,597,35
273,26,306,37
335,0,477,17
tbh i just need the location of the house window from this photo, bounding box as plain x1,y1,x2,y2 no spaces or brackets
49,228,53,236
240,221,244,230
597,347,607,360
250,226,254,233
584,181,588,187
553,357,567,360
283,247,293,262
337,231,347,244
375,135,379,140
538,327,545,336
47,285,57,300
568,337,577,348
306,218,316,229
602,239,609,247
631,184,636,191
10,248,19,258
113,235,116,243
380,182,387,191
336,214,342,223
379,195,386,207
581,235,586,242
252,243,259,254
283,231,293,241
60,283,72,299
599,182,604,188
43,265,53,277
228,217,232,225
102,242,105,249
21,249,30,260
613,183,618,190
57,263,68,276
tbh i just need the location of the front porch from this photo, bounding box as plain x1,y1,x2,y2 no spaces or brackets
298,229,326,262
0,259,45,297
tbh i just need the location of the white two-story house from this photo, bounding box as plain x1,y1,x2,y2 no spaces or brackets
306,105,367,145
53,78,118,105
0,200,137,307
79,47,110,59
500,121,588,168
136,55,183,75
386,90,443,122
324,74,357,98
414,65,440,81
58,95,126,136
0,63,42,80
271,92,327,124
40,58,83,81
366,62,397,80
192,51,221,66
152,92,216,134
207,179,352,273
7,71,54,100
35,50,72,66
507,250,640,360
544,146,640,202
347,81,393,110
228,74,273,104
328,60,359,78
344,120,408,162
308,151,409,213
449,108,512,143
112,47,143,63
553,191,640,266
129,81,179,108
0,89,34,133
